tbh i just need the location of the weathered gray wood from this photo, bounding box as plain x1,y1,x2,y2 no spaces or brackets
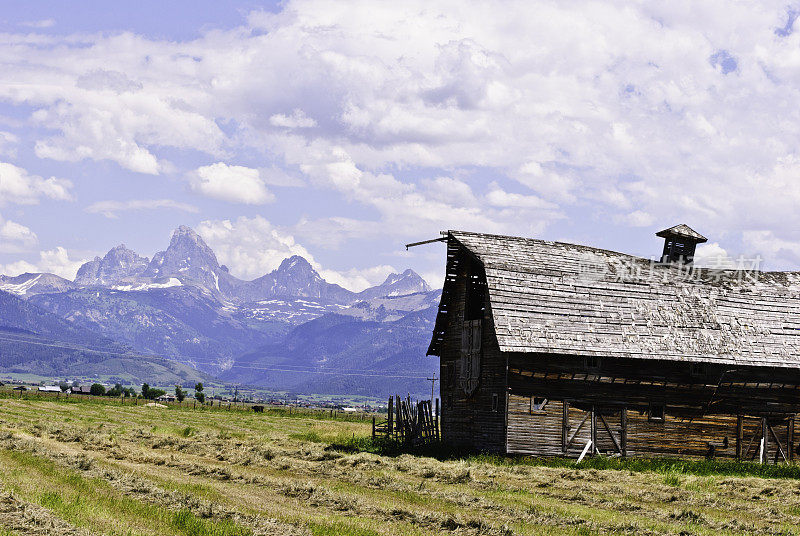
388,396,393,436
435,398,440,441
598,413,622,454
767,422,788,463
567,412,589,448
561,400,569,454
736,415,743,460
434,231,800,458
431,230,800,370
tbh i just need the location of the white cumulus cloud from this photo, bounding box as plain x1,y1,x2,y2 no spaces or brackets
269,109,317,129
0,213,38,253
196,216,314,279
196,215,404,291
0,162,72,205
189,163,275,204
614,210,655,228
5,2,800,269
0,246,85,279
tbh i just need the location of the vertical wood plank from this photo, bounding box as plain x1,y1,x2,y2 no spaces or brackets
396,395,402,441
386,396,394,438
435,398,440,441
590,405,597,456
620,407,627,458
736,415,743,460
561,400,569,454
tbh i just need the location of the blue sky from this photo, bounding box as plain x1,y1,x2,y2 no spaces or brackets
1,1,800,289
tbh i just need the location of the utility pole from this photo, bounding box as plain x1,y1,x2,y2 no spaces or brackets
427,373,437,404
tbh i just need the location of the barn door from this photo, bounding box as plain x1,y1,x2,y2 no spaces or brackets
562,404,626,457
740,416,791,464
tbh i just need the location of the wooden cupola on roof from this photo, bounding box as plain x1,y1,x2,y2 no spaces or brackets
656,224,707,265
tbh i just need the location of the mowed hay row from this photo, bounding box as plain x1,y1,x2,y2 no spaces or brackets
1,400,800,535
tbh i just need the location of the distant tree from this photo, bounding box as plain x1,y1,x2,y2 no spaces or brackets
89,383,106,396
147,388,166,400
124,387,137,398
58,381,70,392
107,383,123,397
175,385,186,402
141,383,150,399
194,382,205,404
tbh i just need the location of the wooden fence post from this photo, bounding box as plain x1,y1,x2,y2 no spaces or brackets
388,397,394,437
395,395,402,441
761,417,769,464
590,406,597,456
789,414,795,463
620,407,627,458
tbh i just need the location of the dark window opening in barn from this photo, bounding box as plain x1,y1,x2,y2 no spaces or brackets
529,397,548,413
464,273,485,321
584,356,601,371
690,362,707,378
648,403,665,422
491,393,499,412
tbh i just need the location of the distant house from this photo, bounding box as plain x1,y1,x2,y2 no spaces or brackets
429,226,800,462
38,386,62,393
12,386,27,391
157,394,176,402
71,385,93,395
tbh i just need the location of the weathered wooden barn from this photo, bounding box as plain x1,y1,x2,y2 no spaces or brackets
427,226,800,462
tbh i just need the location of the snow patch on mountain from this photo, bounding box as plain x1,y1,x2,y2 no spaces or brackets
112,277,183,291
0,274,41,295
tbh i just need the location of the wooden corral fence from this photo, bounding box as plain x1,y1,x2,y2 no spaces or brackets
373,395,440,446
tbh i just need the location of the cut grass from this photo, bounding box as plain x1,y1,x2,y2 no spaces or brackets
328,435,800,481
2,397,800,535
0,449,251,536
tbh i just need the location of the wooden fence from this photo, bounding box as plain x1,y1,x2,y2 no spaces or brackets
373,395,440,446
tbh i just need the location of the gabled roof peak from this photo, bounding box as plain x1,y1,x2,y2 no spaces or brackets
655,224,707,243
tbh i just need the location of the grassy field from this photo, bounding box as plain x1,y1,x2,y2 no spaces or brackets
0,399,799,535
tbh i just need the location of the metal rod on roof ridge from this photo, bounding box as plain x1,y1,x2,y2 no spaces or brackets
405,237,447,250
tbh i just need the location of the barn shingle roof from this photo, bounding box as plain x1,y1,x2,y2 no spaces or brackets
656,224,708,243
429,230,800,369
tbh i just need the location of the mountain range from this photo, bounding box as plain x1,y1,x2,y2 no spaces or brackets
0,226,441,397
